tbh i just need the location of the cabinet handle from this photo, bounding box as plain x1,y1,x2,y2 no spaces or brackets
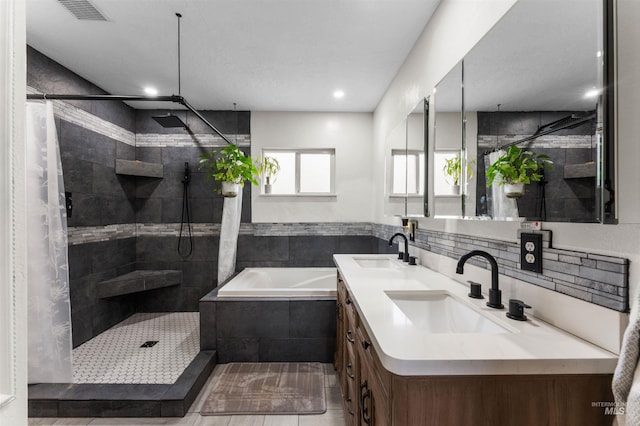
362,340,371,350
346,330,355,344
346,397,354,416
360,381,371,425
346,362,355,379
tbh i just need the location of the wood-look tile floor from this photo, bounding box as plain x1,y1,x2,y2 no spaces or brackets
29,363,346,426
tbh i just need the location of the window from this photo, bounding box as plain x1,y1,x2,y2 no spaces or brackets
391,150,424,196
262,149,335,195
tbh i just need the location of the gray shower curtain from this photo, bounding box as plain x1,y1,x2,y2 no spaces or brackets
26,101,73,383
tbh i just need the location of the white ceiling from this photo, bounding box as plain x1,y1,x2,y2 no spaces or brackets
435,0,603,112
26,0,440,112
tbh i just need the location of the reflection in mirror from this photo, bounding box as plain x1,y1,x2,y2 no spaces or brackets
464,0,608,222
407,99,426,216
385,119,408,217
432,61,464,218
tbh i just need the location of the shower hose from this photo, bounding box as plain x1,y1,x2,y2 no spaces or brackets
178,162,193,258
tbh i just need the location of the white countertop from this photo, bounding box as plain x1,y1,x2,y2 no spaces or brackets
334,254,619,376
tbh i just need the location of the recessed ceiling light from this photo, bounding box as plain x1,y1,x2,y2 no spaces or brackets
584,88,600,98
144,87,158,96
333,90,345,99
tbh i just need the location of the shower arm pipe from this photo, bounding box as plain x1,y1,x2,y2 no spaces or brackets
26,93,234,145
483,113,596,156
179,96,233,145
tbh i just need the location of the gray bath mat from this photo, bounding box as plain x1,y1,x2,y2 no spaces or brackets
201,362,326,415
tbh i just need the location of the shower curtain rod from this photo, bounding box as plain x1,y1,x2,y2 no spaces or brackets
483,113,596,155
26,93,234,145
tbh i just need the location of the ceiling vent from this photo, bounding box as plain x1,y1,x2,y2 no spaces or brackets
57,0,108,21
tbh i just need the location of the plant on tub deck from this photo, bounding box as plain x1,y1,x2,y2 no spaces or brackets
257,156,280,194
485,145,552,198
199,144,260,197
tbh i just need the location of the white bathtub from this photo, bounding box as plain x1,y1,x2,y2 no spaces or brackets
217,267,337,298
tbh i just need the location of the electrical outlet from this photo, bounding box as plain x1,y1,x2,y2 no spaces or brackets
521,232,543,273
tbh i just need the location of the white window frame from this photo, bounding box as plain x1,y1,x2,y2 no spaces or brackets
261,148,336,196
390,149,424,198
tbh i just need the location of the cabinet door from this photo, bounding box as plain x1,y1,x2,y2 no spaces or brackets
358,350,390,426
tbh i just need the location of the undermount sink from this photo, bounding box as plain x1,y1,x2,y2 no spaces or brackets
385,290,513,334
354,257,401,269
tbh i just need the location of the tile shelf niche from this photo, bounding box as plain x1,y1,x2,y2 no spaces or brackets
97,269,182,299
115,159,163,178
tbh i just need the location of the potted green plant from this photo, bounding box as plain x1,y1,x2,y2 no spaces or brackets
257,156,280,194
443,155,475,195
199,144,260,197
485,145,552,198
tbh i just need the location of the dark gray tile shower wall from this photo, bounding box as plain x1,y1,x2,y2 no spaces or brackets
135,109,251,135
132,144,251,224
68,238,137,346
59,121,136,227
28,46,136,132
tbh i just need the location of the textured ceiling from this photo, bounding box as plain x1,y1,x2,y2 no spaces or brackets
26,0,440,111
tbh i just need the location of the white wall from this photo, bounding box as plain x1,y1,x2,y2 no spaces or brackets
0,0,27,424
251,112,374,222
373,0,640,320
373,0,518,226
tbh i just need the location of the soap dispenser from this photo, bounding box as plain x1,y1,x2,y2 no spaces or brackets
506,299,531,321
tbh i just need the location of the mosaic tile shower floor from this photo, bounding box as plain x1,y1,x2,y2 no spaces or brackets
72,312,199,384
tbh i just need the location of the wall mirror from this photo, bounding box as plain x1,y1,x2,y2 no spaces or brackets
431,0,614,223
431,61,467,218
385,98,428,218
406,99,427,216
384,118,408,217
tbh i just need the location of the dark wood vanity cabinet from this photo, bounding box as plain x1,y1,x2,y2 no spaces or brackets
335,273,615,426
336,274,358,425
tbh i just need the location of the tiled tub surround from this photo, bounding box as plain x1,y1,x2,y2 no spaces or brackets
200,287,337,364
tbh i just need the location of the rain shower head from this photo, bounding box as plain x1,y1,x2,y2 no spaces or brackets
152,114,188,129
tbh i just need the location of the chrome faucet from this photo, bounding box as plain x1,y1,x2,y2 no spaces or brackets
388,233,410,262
456,250,503,309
